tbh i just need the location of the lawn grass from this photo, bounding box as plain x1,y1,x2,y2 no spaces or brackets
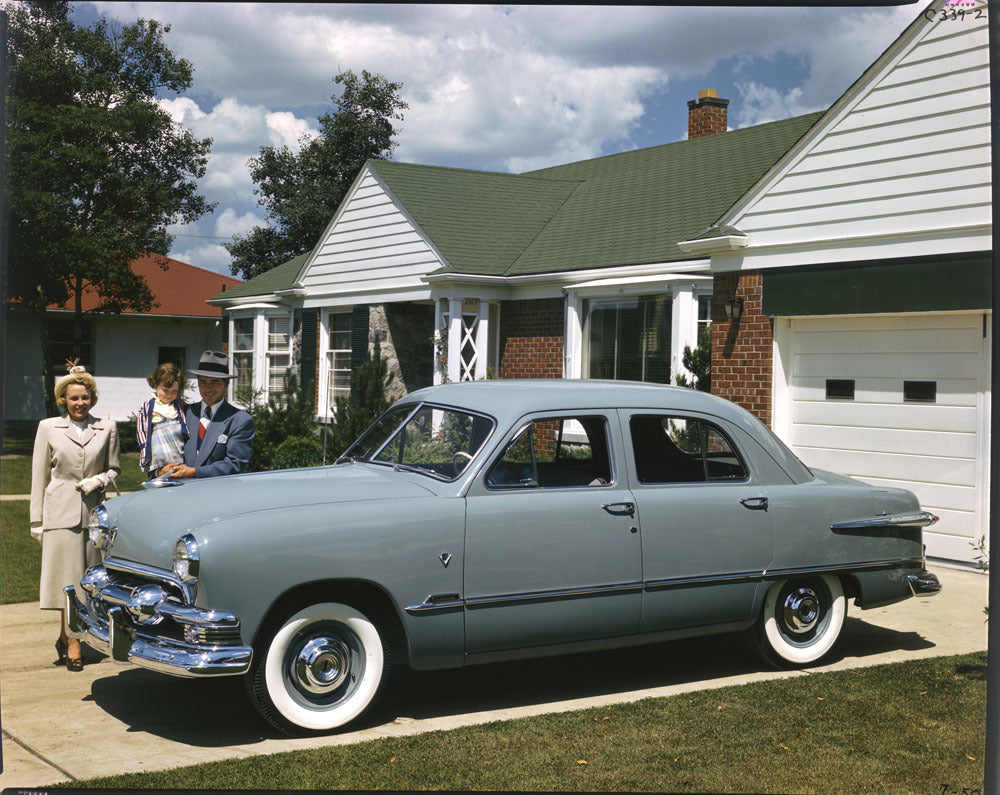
64,651,986,793
0,500,39,604
1,451,146,495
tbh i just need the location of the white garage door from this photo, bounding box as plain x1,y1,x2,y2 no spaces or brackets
777,313,990,564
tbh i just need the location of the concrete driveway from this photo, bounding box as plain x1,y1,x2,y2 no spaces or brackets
0,565,988,788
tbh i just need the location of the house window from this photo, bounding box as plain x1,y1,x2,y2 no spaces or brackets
232,317,254,397
49,315,94,372
267,316,291,397
584,295,671,383
157,347,186,376
697,294,712,334
327,313,352,411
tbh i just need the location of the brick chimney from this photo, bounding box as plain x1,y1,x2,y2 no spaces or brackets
687,89,729,139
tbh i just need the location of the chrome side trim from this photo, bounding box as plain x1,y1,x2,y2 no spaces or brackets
405,582,643,614
764,557,925,579
831,511,939,530
644,571,762,590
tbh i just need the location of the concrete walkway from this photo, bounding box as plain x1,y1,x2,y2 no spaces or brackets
0,566,988,788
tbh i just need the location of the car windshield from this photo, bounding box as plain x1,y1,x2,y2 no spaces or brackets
339,402,495,481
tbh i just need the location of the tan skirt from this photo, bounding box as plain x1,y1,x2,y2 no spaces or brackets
39,526,100,610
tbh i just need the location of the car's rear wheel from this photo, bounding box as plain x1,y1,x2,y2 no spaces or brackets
247,601,390,734
748,574,845,668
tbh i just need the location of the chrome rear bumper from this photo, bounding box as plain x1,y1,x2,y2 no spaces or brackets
65,582,252,677
906,570,942,597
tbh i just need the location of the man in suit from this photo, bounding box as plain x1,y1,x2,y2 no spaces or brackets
161,351,255,479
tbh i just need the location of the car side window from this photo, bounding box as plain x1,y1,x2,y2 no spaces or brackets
629,415,747,484
486,416,612,489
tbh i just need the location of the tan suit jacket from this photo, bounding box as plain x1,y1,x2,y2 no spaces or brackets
30,415,122,529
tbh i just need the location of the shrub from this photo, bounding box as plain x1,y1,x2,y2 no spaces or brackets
272,436,324,470
116,415,139,454
674,323,711,392
245,373,318,472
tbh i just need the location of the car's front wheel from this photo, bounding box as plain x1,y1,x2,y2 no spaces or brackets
748,574,845,668
247,601,390,734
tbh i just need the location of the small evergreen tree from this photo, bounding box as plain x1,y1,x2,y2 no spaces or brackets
674,323,711,392
245,372,317,472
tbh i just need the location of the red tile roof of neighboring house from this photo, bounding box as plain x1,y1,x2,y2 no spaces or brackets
48,253,242,318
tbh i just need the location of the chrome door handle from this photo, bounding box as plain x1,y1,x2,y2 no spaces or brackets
740,496,768,511
602,502,635,517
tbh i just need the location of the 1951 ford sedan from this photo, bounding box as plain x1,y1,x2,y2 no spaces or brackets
67,380,941,734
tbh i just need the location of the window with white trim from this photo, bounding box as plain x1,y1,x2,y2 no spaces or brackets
232,317,254,396
583,294,671,383
267,316,291,397
327,313,352,412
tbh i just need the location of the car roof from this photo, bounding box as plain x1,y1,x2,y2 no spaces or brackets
399,379,813,484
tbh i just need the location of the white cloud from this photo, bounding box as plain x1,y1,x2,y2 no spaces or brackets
168,242,234,277
214,208,265,239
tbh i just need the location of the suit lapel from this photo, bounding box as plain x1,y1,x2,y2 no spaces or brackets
80,417,98,447
59,417,82,447
195,401,229,465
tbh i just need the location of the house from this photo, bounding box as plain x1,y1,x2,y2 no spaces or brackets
211,0,990,565
679,0,991,564
211,96,822,413
4,253,242,421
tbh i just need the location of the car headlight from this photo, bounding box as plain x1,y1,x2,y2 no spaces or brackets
173,533,200,581
87,505,116,552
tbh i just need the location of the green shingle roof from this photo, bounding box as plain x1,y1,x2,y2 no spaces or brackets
211,251,310,300
375,111,823,277
227,110,824,296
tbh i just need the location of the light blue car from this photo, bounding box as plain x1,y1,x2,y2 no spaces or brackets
67,380,940,734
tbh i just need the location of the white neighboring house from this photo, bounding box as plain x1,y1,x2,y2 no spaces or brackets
680,0,991,564
4,253,242,421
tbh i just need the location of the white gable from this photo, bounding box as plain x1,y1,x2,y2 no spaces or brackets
299,166,446,307
718,9,990,270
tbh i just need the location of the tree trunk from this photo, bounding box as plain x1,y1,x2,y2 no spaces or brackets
36,307,58,417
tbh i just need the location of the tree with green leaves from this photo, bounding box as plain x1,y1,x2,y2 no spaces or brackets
226,69,407,281
674,323,712,393
5,2,213,415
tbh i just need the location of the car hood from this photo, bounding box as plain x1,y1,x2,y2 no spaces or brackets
103,463,438,566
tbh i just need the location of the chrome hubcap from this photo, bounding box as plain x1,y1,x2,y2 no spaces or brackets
293,636,351,695
781,586,820,634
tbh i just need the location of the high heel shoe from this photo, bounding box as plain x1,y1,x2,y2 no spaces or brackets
54,637,68,666
66,655,84,672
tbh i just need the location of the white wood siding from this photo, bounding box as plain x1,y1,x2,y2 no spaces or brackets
299,168,445,299
779,313,989,564
734,17,990,252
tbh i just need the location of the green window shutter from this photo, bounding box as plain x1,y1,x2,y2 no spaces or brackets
351,305,370,370
299,309,317,412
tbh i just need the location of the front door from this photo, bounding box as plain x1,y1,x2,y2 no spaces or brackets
463,413,642,654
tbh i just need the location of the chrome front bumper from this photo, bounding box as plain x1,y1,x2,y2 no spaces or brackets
906,569,942,597
65,568,252,677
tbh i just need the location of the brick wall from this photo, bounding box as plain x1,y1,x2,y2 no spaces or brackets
687,92,729,139
710,270,774,428
498,298,565,379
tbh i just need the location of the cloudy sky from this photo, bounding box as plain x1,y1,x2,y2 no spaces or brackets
76,2,929,277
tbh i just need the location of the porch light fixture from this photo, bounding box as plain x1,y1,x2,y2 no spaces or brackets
724,297,744,321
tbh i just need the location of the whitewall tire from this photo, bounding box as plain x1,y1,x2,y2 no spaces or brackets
749,574,846,668
248,602,389,734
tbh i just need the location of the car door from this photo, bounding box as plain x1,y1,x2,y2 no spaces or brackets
622,411,774,633
463,412,642,654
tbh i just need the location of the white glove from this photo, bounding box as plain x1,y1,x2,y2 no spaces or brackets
77,473,110,495
30,523,42,544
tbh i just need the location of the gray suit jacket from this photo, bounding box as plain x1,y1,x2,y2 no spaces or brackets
30,415,121,529
182,400,255,478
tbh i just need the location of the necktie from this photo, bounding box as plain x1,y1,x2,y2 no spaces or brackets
197,405,212,449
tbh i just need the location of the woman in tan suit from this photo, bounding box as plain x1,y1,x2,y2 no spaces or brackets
30,364,120,671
